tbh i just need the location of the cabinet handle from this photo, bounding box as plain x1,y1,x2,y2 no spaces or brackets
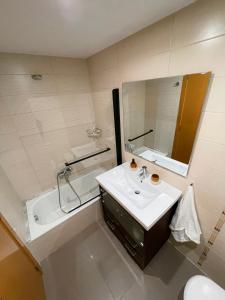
106,220,116,231
124,243,136,257
125,234,138,249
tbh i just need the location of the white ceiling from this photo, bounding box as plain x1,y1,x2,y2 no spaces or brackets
0,0,195,58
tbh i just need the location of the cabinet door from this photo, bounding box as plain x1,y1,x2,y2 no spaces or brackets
0,219,46,300
102,192,144,247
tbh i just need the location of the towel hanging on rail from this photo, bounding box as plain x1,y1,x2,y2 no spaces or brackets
170,184,202,244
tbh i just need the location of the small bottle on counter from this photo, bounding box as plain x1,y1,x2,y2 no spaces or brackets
130,158,137,169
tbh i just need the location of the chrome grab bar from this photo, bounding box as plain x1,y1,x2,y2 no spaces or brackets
65,147,111,166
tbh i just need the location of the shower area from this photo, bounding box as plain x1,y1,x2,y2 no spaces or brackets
0,54,118,257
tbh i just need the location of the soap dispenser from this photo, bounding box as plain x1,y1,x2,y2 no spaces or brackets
130,158,137,169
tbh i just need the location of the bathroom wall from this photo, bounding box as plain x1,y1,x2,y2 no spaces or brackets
0,54,96,201
87,0,225,287
0,166,27,242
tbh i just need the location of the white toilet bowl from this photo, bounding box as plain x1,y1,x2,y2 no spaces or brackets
184,275,225,300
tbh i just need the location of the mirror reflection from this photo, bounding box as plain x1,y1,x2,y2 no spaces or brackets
123,72,211,176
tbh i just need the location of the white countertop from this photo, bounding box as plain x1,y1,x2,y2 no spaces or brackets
96,163,182,231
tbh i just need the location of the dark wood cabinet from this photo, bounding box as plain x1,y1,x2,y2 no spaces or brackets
100,186,177,269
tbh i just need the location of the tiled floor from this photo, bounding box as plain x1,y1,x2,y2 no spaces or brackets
42,222,203,300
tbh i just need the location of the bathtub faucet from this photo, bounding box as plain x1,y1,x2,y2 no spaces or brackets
57,166,73,178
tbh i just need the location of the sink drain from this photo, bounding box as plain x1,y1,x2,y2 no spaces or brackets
134,190,141,195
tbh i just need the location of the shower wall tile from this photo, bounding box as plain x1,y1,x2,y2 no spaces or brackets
0,116,16,134
0,74,57,96
87,0,225,287
0,133,22,153
0,148,41,200
0,54,96,201
28,94,61,112
51,57,88,75
55,74,91,93
21,134,57,190
0,98,10,116
62,105,95,128
58,93,93,108
33,110,66,132
0,53,52,75
66,123,95,148
13,113,40,136
3,95,31,114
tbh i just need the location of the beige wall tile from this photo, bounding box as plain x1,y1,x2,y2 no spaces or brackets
51,57,88,75
4,94,31,114
58,93,93,108
0,166,27,242
205,76,225,113
13,113,39,136
0,116,16,134
0,148,41,200
88,44,119,74
33,110,66,132
66,123,95,148
21,134,56,190
169,36,225,76
0,53,52,75
0,133,22,152
0,74,57,96
201,249,225,288
28,94,60,112
55,74,91,93
118,16,173,64
172,0,225,48
0,98,10,116
90,68,120,92
212,226,225,262
119,51,170,82
62,105,94,127
198,112,225,144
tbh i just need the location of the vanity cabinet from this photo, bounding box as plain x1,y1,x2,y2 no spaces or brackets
100,186,177,269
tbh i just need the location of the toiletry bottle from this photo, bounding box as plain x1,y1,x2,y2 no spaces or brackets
130,158,137,169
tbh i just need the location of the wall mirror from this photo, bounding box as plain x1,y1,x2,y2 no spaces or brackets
123,72,211,176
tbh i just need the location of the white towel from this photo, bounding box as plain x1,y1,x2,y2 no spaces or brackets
170,185,202,244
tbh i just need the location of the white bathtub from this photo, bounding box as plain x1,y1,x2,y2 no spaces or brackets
26,167,105,241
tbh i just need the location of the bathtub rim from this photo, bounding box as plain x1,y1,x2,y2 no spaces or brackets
26,193,100,241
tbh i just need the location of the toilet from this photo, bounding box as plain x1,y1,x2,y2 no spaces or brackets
184,275,225,300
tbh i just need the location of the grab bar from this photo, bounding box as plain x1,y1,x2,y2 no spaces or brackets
65,147,111,166
128,129,153,142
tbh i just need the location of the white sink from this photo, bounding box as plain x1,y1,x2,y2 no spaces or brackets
96,163,182,230
184,275,225,300
108,169,160,209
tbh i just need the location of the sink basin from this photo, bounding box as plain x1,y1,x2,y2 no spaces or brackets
109,170,160,209
184,275,225,300
96,163,182,230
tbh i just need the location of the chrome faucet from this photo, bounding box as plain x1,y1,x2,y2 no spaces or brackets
138,166,149,180
57,166,72,178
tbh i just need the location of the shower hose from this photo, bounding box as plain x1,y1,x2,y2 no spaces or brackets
57,172,81,214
